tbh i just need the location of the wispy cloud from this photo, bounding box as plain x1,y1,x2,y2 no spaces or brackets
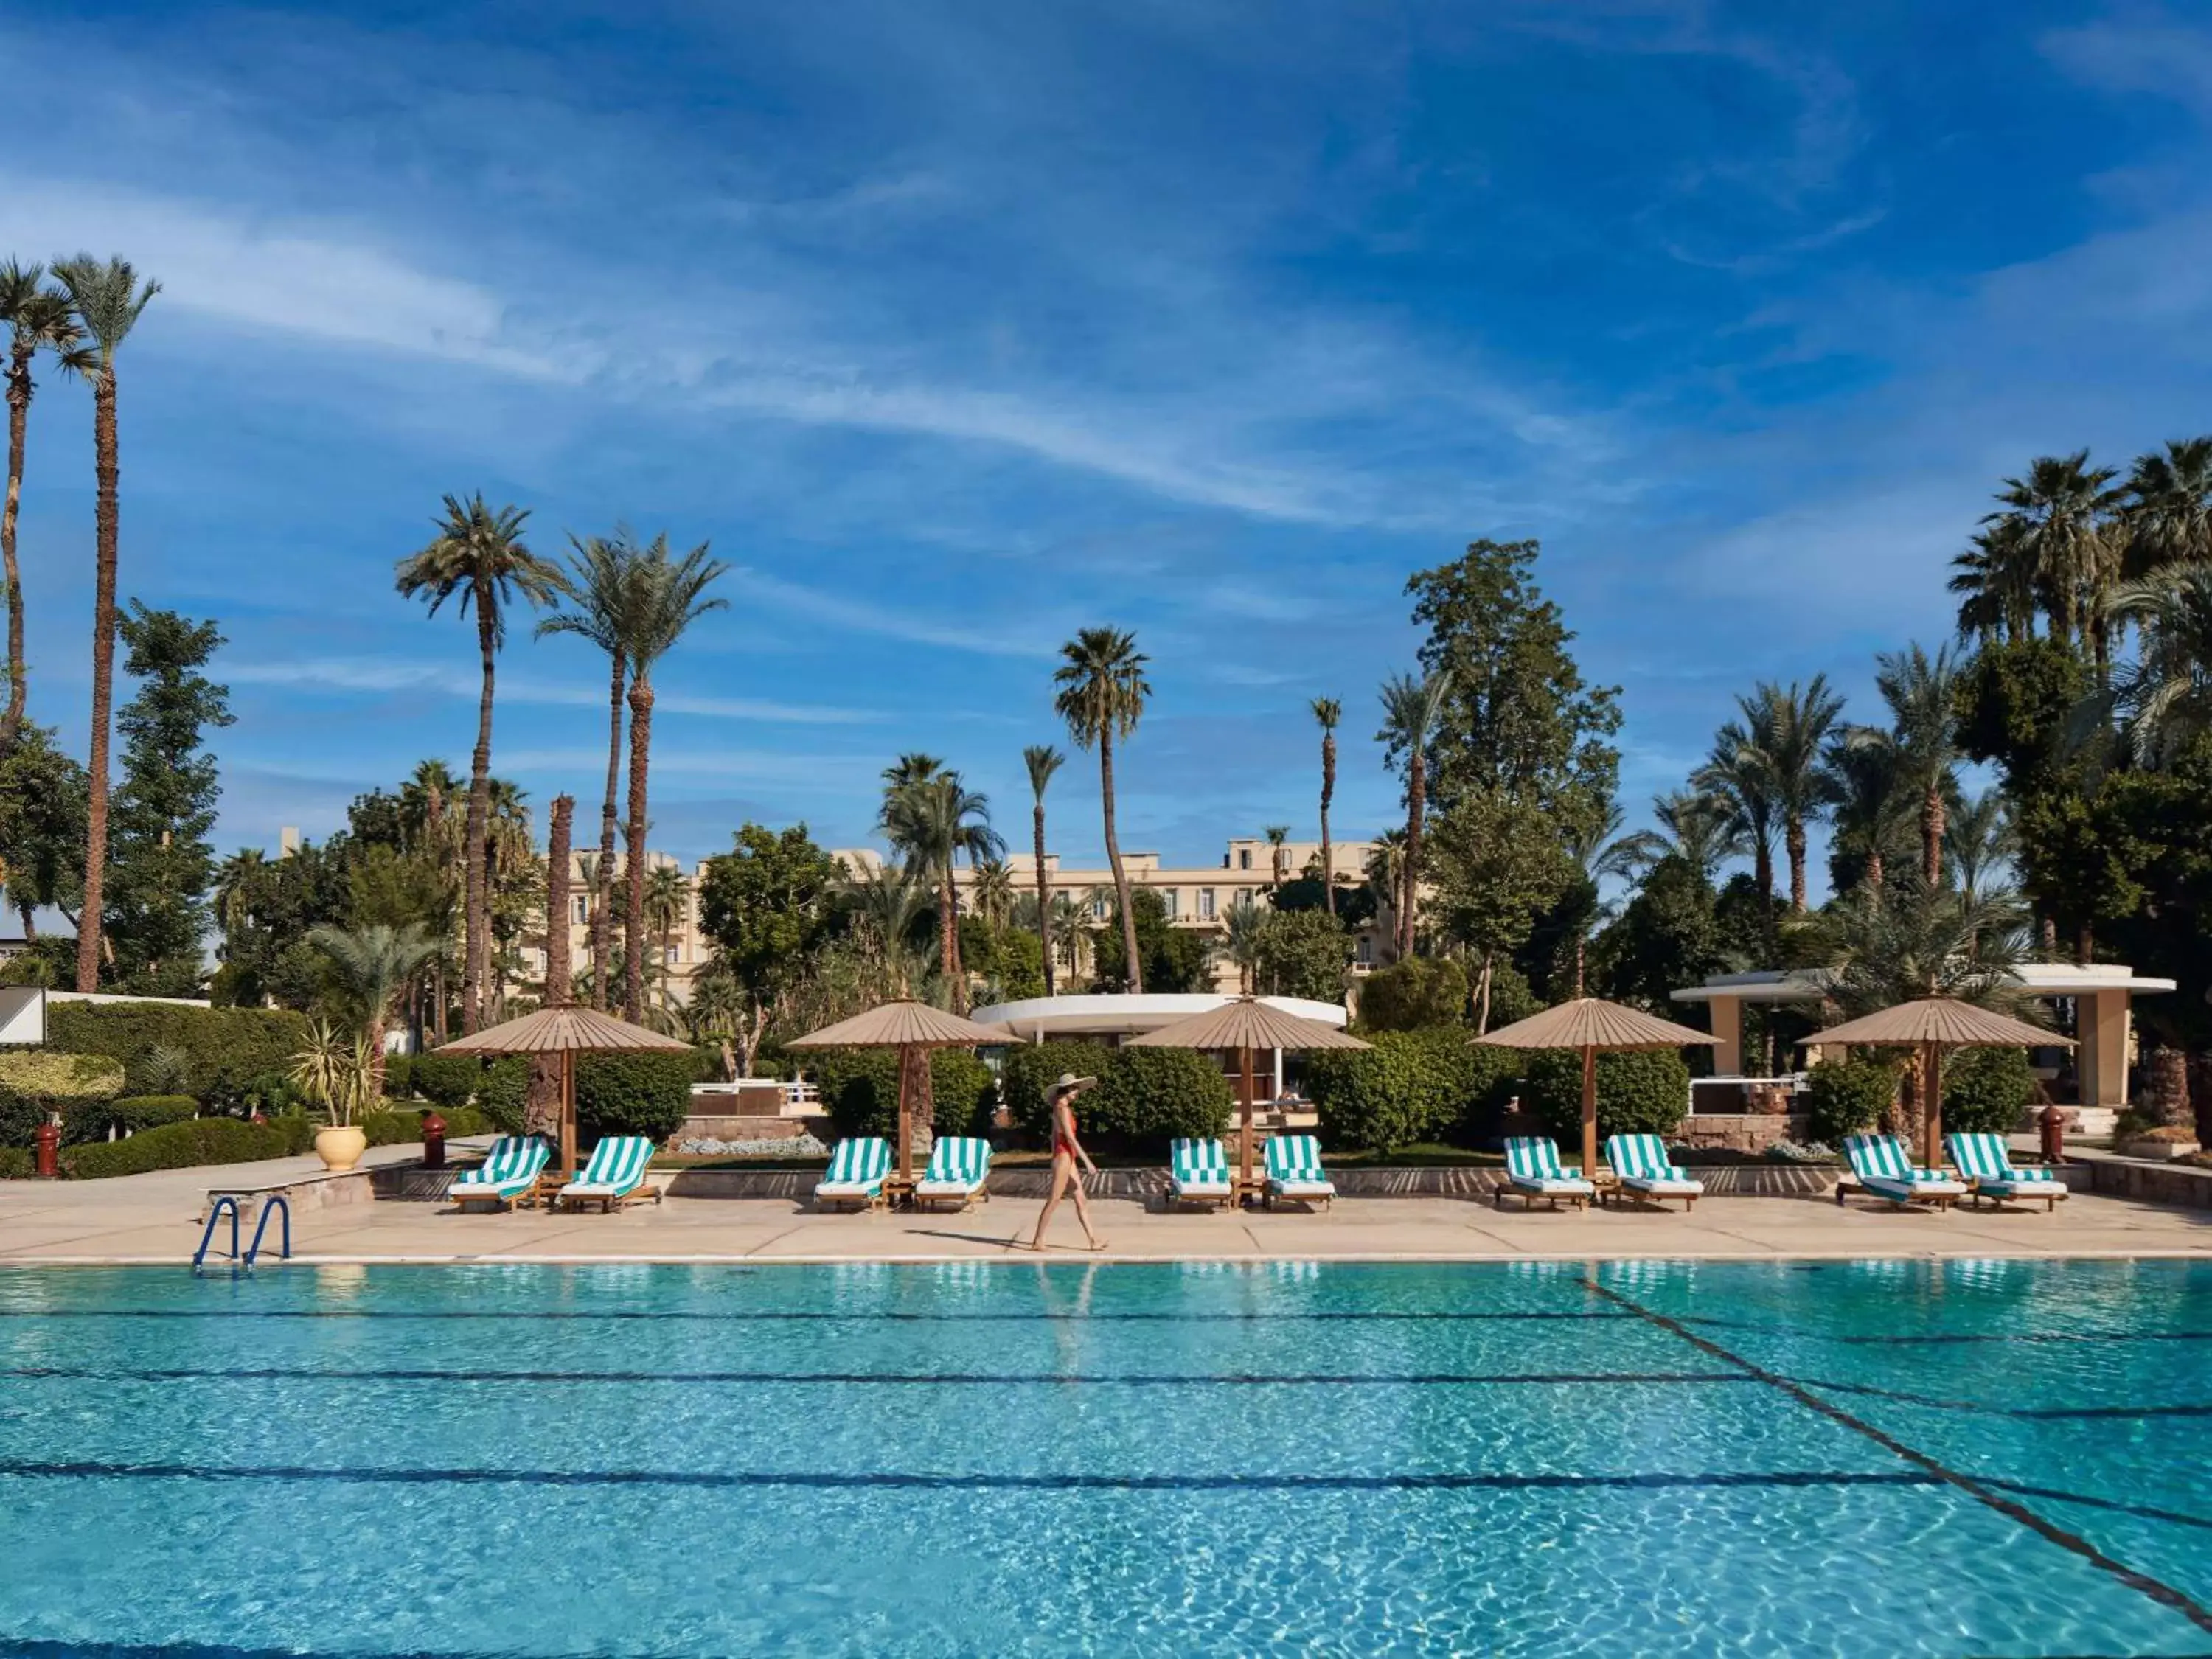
224,658,881,724
725,568,1060,658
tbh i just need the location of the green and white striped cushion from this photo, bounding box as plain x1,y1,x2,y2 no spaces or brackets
568,1135,653,1196
1172,1138,1230,1189
1607,1134,1681,1182
919,1136,991,1190
818,1138,891,1193
1504,1136,1590,1188
1846,1133,1961,1194
1947,1133,2062,1190
453,1135,549,1196
1265,1135,1332,1190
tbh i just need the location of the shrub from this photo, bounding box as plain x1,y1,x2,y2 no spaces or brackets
44,1003,314,1110
381,1054,414,1098
62,1114,317,1179
574,1051,701,1145
0,1147,30,1179
1088,1048,1232,1149
1000,1041,1117,1140
1523,1048,1690,1146
63,1094,198,1145
1355,959,1469,1034
815,1048,997,1142
0,1051,128,1147
1804,1058,1901,1147
411,1051,530,1130
361,1105,493,1148
1942,1046,2036,1136
1308,1027,1481,1152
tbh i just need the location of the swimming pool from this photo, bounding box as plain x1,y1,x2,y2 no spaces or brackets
0,1259,2206,1656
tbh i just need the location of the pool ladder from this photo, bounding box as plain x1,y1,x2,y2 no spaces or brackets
192,1194,291,1276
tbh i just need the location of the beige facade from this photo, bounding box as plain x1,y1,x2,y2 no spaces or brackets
522,849,714,1004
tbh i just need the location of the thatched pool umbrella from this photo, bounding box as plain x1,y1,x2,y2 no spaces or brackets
1800,998,2067,1169
1477,998,1719,1180
1126,996,1369,1195
786,1000,1012,1184
437,1006,694,1176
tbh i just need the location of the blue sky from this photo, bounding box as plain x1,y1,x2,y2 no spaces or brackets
3,1,2210,883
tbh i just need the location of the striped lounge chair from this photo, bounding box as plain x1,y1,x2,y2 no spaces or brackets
556,1135,662,1213
913,1136,992,1211
1500,1137,1595,1211
1605,1133,1704,1211
1169,1138,1233,1209
814,1137,892,1211
1839,1133,1966,1211
1262,1135,1335,1210
450,1135,550,1212
1947,1133,2068,1212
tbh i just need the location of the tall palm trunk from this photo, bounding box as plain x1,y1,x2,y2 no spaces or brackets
459,590,496,1032
939,864,964,1013
1099,728,1141,993
1921,786,1944,889
2,342,34,752
1752,838,1774,909
1786,815,1809,912
1865,846,1885,895
74,375,122,992
1033,801,1054,996
623,669,655,1023
1397,754,1425,961
593,650,623,1010
546,795,574,1007
1318,731,1336,918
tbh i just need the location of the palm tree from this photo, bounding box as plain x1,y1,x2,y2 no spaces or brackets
1949,521,2039,644
538,531,650,1010
844,865,935,998
2098,563,2212,769
1731,677,1846,910
394,495,558,1031
1377,670,1450,960
212,846,268,956
1822,728,1910,894
643,863,689,970
1873,643,1964,888
883,752,947,790
881,770,1002,1013
1053,628,1151,993
1022,743,1064,995
1311,697,1341,916
2118,437,2212,581
50,256,159,992
1944,788,2017,904
1986,451,2123,665
1,263,91,755
1263,824,1290,891
1048,891,1088,981
1565,802,1650,996
970,858,1015,931
1220,894,1267,994
616,534,728,1022
1697,712,1778,911
307,922,443,1101
1633,790,1746,884
1363,831,1405,957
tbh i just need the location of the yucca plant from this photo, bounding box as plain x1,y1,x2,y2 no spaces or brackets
288,1019,375,1128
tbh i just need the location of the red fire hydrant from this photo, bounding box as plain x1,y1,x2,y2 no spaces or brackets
422,1111,447,1170
33,1115,60,1180
2039,1104,2067,1166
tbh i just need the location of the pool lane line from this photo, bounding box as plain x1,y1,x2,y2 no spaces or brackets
1982,1484,2212,1536
1678,1317,2212,1345
0,1365,1759,1387
1788,1377,2212,1421
1585,1279,2212,1637
0,1307,1638,1324
0,1458,1943,1495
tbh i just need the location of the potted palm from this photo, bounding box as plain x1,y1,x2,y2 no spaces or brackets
291,1020,375,1172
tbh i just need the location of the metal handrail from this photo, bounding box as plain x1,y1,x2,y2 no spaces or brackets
192,1196,241,1275
244,1194,291,1269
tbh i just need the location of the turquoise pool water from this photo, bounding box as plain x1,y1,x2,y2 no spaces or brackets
0,1259,2208,1656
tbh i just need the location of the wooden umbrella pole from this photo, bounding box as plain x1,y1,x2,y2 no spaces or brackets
1923,1039,1943,1171
1240,1044,1257,1197
1581,1045,1598,1180
560,1050,577,1177
896,1043,913,1186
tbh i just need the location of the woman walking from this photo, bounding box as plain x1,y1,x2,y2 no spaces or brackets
1028,1072,1105,1252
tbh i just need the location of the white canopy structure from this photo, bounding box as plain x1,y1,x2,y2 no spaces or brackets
971,993,1352,1099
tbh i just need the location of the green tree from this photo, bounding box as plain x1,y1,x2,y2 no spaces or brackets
1218,894,1266,994
307,922,442,1100
1,262,91,754
1731,677,1845,911
1986,451,2123,667
1697,709,1778,912
1426,790,1572,1032
1054,627,1151,992
1823,727,1913,896
1022,745,1064,995
394,495,559,1031
1251,908,1350,1001
1091,888,1209,993
0,723,86,947
1590,853,1727,1014
880,769,1001,1013
538,531,648,1010
1354,956,1467,1032
1944,788,2017,903
51,255,159,992
1312,697,1340,917
103,605,233,995
615,533,728,1022
2118,437,2212,580
1874,642,1966,888
1377,669,1449,959
697,824,842,1074
2096,563,2212,769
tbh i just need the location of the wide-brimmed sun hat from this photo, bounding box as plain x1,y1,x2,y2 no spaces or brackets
1049,1071,1098,1095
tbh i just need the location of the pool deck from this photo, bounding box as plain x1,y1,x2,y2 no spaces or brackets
1,1142,2206,1264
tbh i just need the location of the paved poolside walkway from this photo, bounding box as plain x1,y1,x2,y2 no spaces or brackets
1,1147,2206,1264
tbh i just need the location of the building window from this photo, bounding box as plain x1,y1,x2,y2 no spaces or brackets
1238,849,1252,870
572,897,588,925
1355,935,1372,965
1091,895,1108,920
1199,888,1216,919
1161,889,1178,920
664,946,679,966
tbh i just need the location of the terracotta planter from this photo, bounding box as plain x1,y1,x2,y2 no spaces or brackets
313,1125,368,1173
2117,1136,2199,1163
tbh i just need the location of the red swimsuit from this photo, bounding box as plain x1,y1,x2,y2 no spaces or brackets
1054,1105,1079,1161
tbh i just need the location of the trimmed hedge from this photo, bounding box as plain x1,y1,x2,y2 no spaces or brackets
381,1054,414,1098
1354,959,1469,1034
62,1113,319,1179
814,1048,998,1141
1943,1046,2036,1137
64,1094,198,1145
0,1147,29,1179
1085,1048,1232,1148
575,1052,700,1146
1001,1042,1118,1141
0,1051,128,1147
361,1105,494,1148
1309,1027,1483,1152
44,1003,313,1108
1523,1048,1690,1146
1804,1058,1901,1147
409,1053,531,1132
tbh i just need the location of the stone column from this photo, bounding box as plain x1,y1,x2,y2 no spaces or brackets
1708,997,1743,1076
